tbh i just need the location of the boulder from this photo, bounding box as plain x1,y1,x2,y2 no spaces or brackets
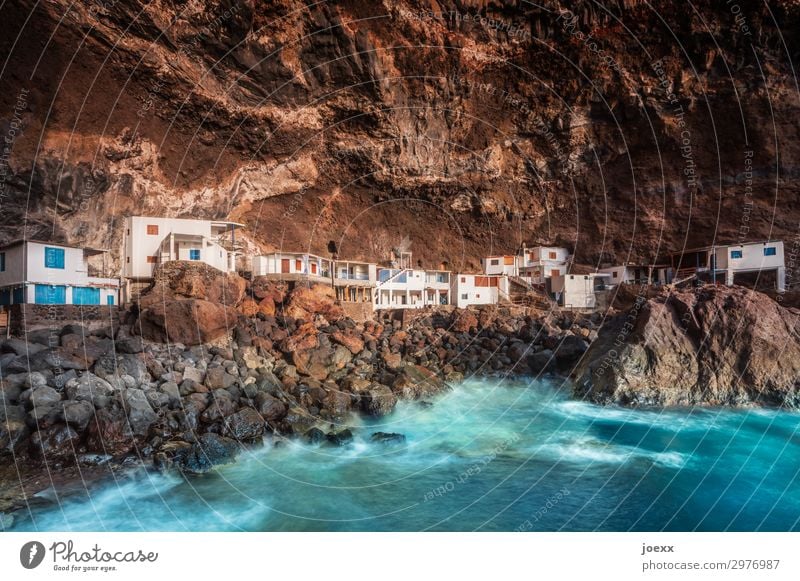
0,416,29,455
391,364,448,399
331,331,364,355
284,283,344,321
60,400,95,430
362,384,397,417
182,365,205,384
200,389,237,422
574,287,800,407
224,407,265,441
139,261,247,308
181,433,240,474
370,432,406,445
86,407,137,456
65,373,115,408
204,367,236,390
282,406,318,434
527,350,556,374
29,424,81,462
122,389,158,437
29,386,61,408
250,277,288,303
94,353,150,386
304,427,326,444
452,309,479,333
1,338,46,356
138,299,239,346
326,429,353,447
255,392,287,423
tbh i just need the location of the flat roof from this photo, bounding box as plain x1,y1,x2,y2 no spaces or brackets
130,215,245,228
669,240,783,255
0,239,110,253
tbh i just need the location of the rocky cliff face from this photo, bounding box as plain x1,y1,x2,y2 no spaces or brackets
2,1,800,272
573,287,800,406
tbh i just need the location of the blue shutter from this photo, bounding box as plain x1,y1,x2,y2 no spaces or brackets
730,250,743,259
12,287,25,304
189,249,200,260
0,288,10,305
107,295,115,305
44,247,65,269
35,285,66,304
764,247,777,256
73,287,100,305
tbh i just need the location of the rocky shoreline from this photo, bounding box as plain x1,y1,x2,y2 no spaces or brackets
3,270,799,528
0,271,600,524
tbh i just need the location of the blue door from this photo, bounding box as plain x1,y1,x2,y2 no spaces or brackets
0,289,10,305
12,287,24,304
73,286,101,305
35,284,66,304
107,295,115,306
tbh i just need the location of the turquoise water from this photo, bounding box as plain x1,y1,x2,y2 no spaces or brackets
9,378,800,531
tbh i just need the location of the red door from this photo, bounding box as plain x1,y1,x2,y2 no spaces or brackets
311,263,317,274
281,259,290,273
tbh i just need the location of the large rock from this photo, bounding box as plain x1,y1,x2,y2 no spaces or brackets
29,386,61,408
139,261,247,309
181,433,240,474
224,407,265,441
284,283,344,321
60,400,95,430
361,384,398,417
122,389,158,436
29,424,81,462
392,364,449,399
65,373,115,408
573,287,800,407
255,392,287,423
138,299,240,345
331,331,364,355
93,353,150,385
86,407,137,456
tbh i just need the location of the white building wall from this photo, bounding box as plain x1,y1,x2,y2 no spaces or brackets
451,274,499,308
482,256,517,276
724,241,784,272
123,216,228,279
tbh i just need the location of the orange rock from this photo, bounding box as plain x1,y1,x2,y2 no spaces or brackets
239,297,259,316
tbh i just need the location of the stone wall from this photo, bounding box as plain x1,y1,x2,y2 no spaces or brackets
9,304,120,336
340,301,375,323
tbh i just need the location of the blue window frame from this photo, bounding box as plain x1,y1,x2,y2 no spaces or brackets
730,250,743,259
189,249,200,260
44,247,65,269
764,247,777,256
0,252,5,272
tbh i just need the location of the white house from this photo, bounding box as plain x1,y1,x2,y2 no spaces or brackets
252,252,332,281
517,245,571,284
334,259,378,304
482,255,518,276
122,216,243,283
0,240,119,306
374,268,451,309
669,240,786,290
551,273,612,310
599,264,673,286
450,274,508,308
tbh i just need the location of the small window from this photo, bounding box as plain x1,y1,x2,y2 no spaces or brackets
461,293,468,300
549,251,557,259
490,259,499,266
44,247,65,269
146,256,157,264
189,249,200,260
0,252,5,272
764,247,777,256
476,293,480,298
461,277,466,283
126,256,130,263
613,271,618,278
126,229,130,235
731,250,743,259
